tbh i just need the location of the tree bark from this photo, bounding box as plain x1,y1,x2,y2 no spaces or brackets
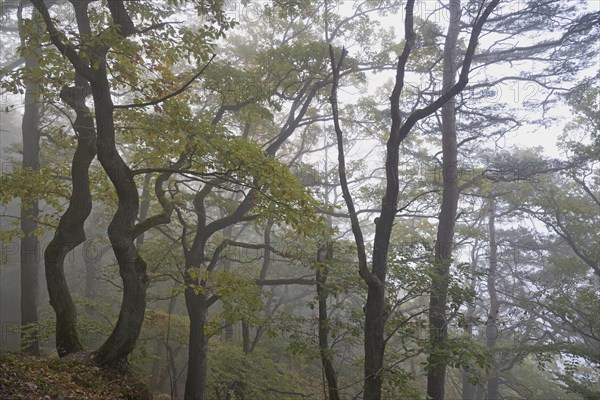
184,291,209,400
327,0,498,395
183,184,212,400
31,0,195,370
19,2,41,355
92,69,149,370
135,172,153,246
316,242,340,400
462,242,479,400
31,0,152,369
222,224,235,342
184,248,210,400
43,0,95,358
427,1,461,399
486,198,500,400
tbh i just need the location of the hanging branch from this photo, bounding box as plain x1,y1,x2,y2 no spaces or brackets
114,54,217,109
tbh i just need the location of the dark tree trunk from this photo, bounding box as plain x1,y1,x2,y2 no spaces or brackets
316,243,340,400
184,286,209,400
183,189,210,400
329,0,498,395
92,71,148,369
242,321,251,353
45,83,95,353
486,198,500,400
329,43,390,400
363,283,386,399
31,0,186,372
40,0,95,358
19,4,41,353
427,1,461,398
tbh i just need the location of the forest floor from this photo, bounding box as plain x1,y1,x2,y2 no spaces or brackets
0,351,153,399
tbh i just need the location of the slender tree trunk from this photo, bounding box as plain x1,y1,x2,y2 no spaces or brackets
222,224,235,342
486,198,500,400
329,43,389,400
242,321,251,353
317,243,340,400
243,220,275,353
329,1,497,397
136,172,152,246
155,345,182,396
19,3,41,354
153,293,181,395
427,1,461,398
462,243,479,400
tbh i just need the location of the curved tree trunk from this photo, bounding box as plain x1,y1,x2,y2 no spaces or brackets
44,82,94,356
31,0,194,372
92,71,148,370
43,0,95,358
427,1,461,398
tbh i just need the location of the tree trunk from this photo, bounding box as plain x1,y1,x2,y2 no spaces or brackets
329,43,390,400
18,2,42,355
363,283,386,399
316,243,340,400
427,1,461,399
135,172,152,246
153,293,182,396
486,198,500,400
184,286,209,400
462,244,479,400
242,321,251,353
45,72,95,358
222,224,235,342
92,69,148,370
42,0,95,358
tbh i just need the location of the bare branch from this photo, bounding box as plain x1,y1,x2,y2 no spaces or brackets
114,54,217,109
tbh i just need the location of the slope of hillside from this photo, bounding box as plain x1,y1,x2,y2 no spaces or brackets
0,352,153,399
